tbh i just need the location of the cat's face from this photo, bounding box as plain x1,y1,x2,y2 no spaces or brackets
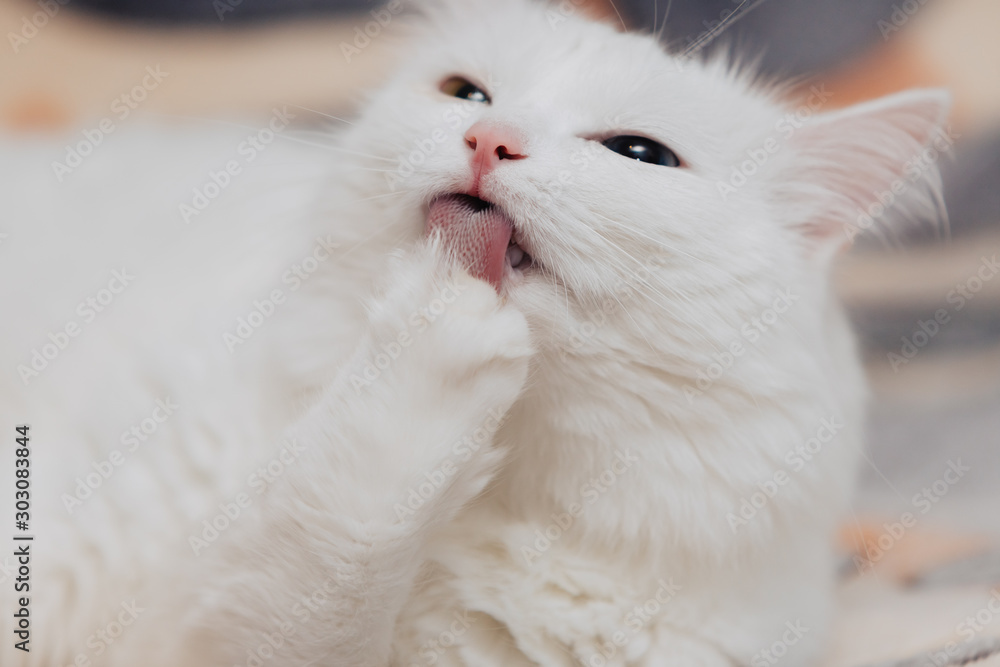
346,0,947,378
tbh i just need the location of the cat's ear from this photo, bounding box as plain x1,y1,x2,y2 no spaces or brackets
778,89,953,253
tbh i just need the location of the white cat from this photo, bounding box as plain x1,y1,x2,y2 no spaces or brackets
0,0,949,665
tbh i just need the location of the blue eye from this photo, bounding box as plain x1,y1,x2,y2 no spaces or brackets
440,76,491,104
602,135,680,167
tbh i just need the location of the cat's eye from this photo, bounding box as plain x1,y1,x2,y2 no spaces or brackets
601,135,680,167
440,76,491,104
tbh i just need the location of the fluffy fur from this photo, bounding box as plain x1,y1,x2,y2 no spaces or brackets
0,1,949,665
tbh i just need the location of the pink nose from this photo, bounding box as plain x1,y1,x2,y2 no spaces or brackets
464,121,528,180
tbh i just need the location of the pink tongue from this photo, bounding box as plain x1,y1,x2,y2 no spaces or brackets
426,195,513,290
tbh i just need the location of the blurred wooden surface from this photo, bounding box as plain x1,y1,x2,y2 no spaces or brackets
2,0,999,130
0,1,396,128
0,0,621,128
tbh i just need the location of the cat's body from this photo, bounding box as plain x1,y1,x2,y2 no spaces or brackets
0,1,947,665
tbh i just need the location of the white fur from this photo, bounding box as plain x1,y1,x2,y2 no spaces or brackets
0,1,949,665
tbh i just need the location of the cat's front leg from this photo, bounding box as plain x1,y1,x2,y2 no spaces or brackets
139,243,533,667
338,242,534,523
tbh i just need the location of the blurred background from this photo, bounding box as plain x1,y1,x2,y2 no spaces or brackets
2,0,999,662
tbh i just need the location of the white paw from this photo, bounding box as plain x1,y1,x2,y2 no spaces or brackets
365,239,533,410
356,240,534,521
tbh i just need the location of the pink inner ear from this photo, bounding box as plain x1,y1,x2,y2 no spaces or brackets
781,90,951,248
426,196,514,290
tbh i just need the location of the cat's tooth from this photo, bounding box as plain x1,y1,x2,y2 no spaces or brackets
506,244,525,268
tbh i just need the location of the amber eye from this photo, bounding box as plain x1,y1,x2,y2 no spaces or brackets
440,76,491,104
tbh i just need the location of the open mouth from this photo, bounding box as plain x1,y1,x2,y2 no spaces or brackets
426,194,534,288
505,234,532,272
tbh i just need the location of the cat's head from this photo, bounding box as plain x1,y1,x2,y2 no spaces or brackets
344,0,949,401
